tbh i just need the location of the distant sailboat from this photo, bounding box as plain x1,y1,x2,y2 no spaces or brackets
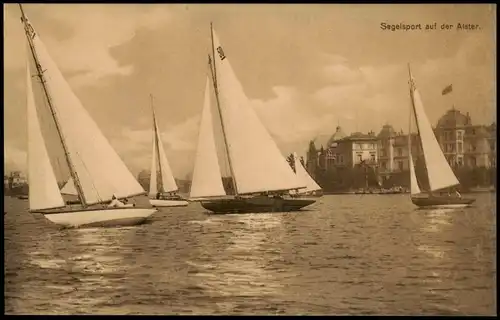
407,64,475,209
289,152,323,197
147,95,189,208
21,5,156,228
188,24,316,214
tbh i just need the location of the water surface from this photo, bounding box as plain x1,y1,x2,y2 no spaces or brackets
4,193,496,315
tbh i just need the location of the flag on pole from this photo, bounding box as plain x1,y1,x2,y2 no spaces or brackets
442,84,453,95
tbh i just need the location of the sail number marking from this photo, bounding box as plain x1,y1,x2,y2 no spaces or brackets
217,46,226,61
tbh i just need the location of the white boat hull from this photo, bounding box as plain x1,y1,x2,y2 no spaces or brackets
149,199,189,207
41,207,157,228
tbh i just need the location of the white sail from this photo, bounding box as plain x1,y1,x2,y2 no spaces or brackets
293,152,321,194
148,135,158,197
26,60,65,211
408,151,421,195
211,28,304,195
409,71,460,192
190,76,227,199
149,106,178,195
28,18,145,205
61,177,77,195
408,96,421,196
156,127,178,193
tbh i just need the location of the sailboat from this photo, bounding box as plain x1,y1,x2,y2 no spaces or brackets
289,152,323,197
147,95,189,208
20,5,156,228
188,24,316,214
407,64,475,209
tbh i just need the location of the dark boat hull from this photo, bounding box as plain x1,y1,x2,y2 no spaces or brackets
411,196,475,209
201,196,316,214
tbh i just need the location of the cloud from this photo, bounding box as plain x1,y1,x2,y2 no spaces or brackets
4,144,27,173
4,4,172,87
111,115,201,177
252,86,336,143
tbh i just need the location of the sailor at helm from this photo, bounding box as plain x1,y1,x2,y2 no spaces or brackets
108,194,125,208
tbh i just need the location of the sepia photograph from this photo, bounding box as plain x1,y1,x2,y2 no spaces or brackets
3,3,496,315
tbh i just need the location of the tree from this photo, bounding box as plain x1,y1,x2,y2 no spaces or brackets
137,170,151,191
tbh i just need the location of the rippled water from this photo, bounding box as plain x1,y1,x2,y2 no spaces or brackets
4,193,496,315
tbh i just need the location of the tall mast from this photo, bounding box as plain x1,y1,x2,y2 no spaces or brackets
150,94,164,193
20,4,87,206
209,22,239,196
407,63,429,193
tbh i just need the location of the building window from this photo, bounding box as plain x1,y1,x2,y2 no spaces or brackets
471,144,476,152
457,156,463,167
472,129,476,135
370,153,376,163
381,149,386,157
457,141,463,153
357,154,362,163
398,161,404,171
457,131,463,140
339,155,344,164
397,148,403,156
381,161,387,169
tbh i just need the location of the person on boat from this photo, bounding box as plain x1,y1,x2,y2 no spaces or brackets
108,194,125,208
156,192,161,200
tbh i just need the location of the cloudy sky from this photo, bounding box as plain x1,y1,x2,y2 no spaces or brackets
4,4,496,179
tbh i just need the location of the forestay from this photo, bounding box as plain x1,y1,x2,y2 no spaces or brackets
26,60,65,211
409,71,459,192
28,18,145,204
189,76,227,199
211,29,304,195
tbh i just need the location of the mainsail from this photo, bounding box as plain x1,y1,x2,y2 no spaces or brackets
24,12,145,207
189,76,227,200
408,66,460,192
292,152,321,194
210,27,304,195
148,97,178,196
26,60,65,211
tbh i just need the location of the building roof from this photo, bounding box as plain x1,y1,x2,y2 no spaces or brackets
340,131,378,141
326,126,347,146
436,108,472,128
377,124,396,138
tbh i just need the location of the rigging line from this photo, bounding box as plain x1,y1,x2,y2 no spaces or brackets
34,67,66,189
76,151,103,205
20,6,87,207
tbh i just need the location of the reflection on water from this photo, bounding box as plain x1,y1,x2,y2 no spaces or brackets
188,214,285,301
4,193,496,315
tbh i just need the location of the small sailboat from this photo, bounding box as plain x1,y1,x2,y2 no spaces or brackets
289,152,323,197
20,6,156,228
147,95,189,208
407,64,475,209
188,24,316,214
